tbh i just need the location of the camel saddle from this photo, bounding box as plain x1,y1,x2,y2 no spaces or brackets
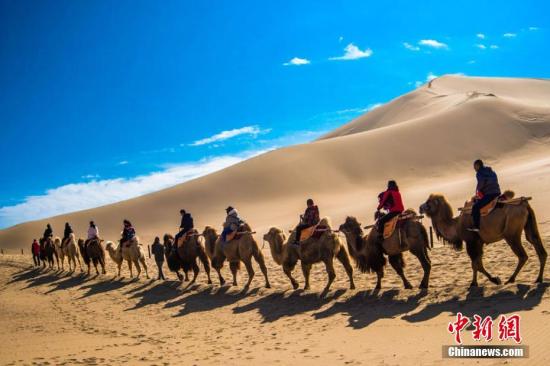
299,224,329,242
226,225,248,242
382,211,418,239
460,195,531,216
177,229,199,247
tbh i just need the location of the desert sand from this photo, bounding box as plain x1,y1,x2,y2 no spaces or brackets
1,75,550,365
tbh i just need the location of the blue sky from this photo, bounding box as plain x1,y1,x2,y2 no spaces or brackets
0,0,548,228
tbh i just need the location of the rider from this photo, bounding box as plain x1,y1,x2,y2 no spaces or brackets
120,219,136,245
42,224,53,244
293,199,320,246
87,221,99,244
221,206,243,243
174,209,194,244
376,180,404,239
468,159,501,233
63,222,73,245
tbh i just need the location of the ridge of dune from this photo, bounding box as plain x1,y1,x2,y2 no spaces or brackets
1,75,550,249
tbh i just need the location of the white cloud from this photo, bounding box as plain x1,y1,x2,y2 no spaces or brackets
468,60,476,64
490,44,499,49
329,43,373,61
81,174,100,179
476,33,485,39
189,125,269,146
529,26,539,31
403,42,420,51
475,44,487,49
412,72,438,88
118,160,129,165
338,36,344,42
283,57,311,66
414,81,423,88
334,103,382,115
0,150,270,228
418,39,448,49
503,32,517,38
427,72,438,81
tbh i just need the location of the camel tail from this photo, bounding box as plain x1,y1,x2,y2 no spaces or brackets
356,243,387,274
524,203,542,245
197,245,211,273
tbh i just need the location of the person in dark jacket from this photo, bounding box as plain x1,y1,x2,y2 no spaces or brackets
174,209,194,244
63,222,73,245
31,239,41,266
151,237,166,280
120,220,136,244
293,199,320,246
468,159,502,232
376,180,405,235
221,206,243,243
43,224,53,242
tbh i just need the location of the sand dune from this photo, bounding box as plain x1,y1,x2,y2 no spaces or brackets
1,75,550,251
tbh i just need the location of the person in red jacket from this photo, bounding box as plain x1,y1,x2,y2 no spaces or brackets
31,239,41,267
376,180,404,236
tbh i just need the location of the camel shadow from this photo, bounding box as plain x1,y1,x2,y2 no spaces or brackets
167,286,260,317
78,278,133,298
22,272,64,289
45,274,89,293
233,289,346,323
402,283,549,323
312,289,427,329
7,267,43,284
125,282,185,310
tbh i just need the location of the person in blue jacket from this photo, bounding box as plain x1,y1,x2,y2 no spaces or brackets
468,159,501,232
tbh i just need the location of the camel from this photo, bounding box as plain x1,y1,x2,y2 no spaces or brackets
116,237,150,279
263,218,355,294
54,234,82,272
164,232,212,284
78,238,106,275
420,192,547,287
40,237,58,269
339,212,431,289
202,224,270,288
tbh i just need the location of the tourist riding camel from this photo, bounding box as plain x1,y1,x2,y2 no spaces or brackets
42,223,53,244
62,222,73,245
221,206,243,243
86,221,99,245
120,219,136,245
468,159,501,232
292,199,320,246
376,180,404,245
174,209,194,245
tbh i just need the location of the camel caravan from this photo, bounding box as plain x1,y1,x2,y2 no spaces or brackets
31,160,547,294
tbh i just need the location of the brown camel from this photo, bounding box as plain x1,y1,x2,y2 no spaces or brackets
40,237,59,269
339,213,431,289
202,224,270,288
164,232,212,284
420,192,547,287
77,238,106,275
263,218,355,295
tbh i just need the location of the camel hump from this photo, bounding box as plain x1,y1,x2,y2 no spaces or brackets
502,190,515,200
318,217,332,230
240,222,253,232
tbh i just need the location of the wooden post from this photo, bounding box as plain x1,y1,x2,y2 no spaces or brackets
21,248,24,255
148,245,151,259
429,226,434,248
0,248,3,255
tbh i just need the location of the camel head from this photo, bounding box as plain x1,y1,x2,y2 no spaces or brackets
419,194,452,219
105,241,115,251
202,226,218,245
263,227,286,265
339,216,363,236
54,237,62,246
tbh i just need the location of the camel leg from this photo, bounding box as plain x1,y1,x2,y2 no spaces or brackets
134,260,142,279
127,259,133,278
301,263,312,290
139,257,149,279
321,258,336,296
283,262,299,290
93,260,99,275
466,240,500,287
389,254,412,289
336,248,355,290
198,247,212,285
191,261,199,284
505,235,528,284
76,254,83,272
410,246,431,289
252,249,270,288
375,269,384,290
100,258,106,274
229,261,239,286
243,259,255,289
117,263,122,277
524,228,547,283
